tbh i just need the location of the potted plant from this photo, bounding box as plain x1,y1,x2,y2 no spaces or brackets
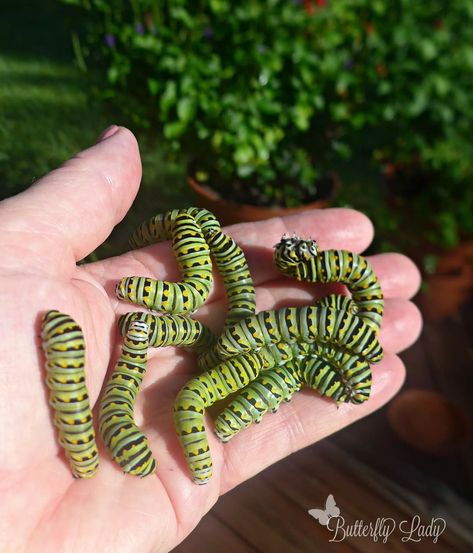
63,0,355,224
328,0,473,318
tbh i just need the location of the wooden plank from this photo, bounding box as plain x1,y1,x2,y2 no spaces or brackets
290,441,473,552
173,512,258,553
261,454,393,553
290,444,420,553
212,472,342,552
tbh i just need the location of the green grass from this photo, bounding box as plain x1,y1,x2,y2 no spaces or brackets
0,1,191,258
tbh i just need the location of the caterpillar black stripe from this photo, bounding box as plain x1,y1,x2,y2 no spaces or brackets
41,310,99,479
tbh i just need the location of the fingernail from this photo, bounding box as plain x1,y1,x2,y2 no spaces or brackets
97,125,120,142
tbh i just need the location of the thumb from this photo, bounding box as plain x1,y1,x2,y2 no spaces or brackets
0,126,142,270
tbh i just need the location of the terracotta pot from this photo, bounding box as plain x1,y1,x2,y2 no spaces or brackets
387,389,472,454
418,241,473,320
187,175,339,226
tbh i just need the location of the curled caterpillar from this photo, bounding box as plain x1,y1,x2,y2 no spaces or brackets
298,342,372,404
116,211,213,314
274,236,384,333
41,310,99,478
123,207,256,326
99,318,156,476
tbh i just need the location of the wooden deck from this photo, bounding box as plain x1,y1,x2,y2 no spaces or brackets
174,298,473,553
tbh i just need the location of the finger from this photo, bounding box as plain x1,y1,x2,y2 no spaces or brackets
378,299,422,353
369,253,421,299
218,352,405,493
0,126,141,270
226,208,375,285
85,208,374,291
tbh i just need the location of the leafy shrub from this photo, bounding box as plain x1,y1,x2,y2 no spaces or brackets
63,0,348,207
66,0,473,238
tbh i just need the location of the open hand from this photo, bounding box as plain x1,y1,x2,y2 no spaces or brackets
0,126,422,552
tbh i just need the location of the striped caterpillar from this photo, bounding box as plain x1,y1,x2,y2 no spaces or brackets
116,210,213,314
118,208,256,323
41,310,99,479
98,318,156,476
174,304,383,483
274,236,384,333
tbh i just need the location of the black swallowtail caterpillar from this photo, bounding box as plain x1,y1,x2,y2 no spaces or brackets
118,311,215,354
41,310,99,478
98,318,156,476
274,236,384,333
174,343,298,484
209,303,383,365
119,207,256,323
174,293,383,481
116,210,213,314
213,338,372,442
213,360,302,442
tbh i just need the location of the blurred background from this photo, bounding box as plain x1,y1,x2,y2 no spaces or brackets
1,1,472,551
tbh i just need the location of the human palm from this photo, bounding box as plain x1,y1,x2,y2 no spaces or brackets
0,127,422,552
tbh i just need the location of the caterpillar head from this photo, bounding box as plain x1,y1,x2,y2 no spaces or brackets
274,235,318,274
126,320,151,347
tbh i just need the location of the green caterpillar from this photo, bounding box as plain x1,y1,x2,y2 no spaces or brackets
118,311,215,354
121,207,256,324
174,344,296,484
99,318,156,476
41,310,99,479
116,210,213,314
213,360,301,442
213,339,372,442
274,236,384,333
211,304,383,364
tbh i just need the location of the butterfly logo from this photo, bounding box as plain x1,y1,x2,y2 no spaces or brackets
308,494,340,526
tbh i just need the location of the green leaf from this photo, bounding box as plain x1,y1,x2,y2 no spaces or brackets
147,78,159,96
160,81,177,114
234,144,254,165
292,105,313,131
107,66,120,84
177,97,197,122
419,39,437,61
163,120,186,139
